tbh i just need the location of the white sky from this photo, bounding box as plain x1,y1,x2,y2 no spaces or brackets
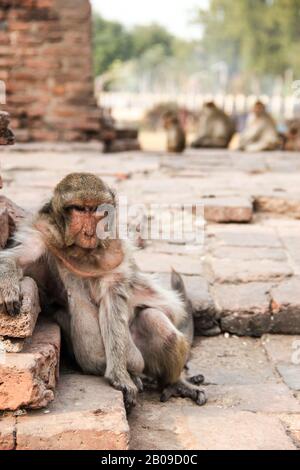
90,0,208,39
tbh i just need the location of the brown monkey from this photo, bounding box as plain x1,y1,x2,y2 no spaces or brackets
191,102,235,149
0,173,206,410
238,101,280,152
284,119,300,151
163,111,186,153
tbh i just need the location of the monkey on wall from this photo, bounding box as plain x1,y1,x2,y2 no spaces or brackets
191,102,235,149
163,111,186,153
0,173,206,411
237,101,281,152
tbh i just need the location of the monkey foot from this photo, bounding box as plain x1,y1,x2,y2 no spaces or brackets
131,375,144,392
108,376,138,413
160,380,207,406
187,374,205,386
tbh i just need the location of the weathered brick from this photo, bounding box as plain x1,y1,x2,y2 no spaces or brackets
16,374,129,450
204,197,253,223
0,416,16,450
0,319,60,411
208,257,292,283
270,278,300,334
213,282,272,336
0,336,25,353
0,277,40,338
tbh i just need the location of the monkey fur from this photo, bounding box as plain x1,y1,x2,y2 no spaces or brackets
0,173,206,410
191,102,235,149
163,112,186,153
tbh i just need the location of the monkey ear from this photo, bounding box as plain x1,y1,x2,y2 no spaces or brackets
39,200,53,215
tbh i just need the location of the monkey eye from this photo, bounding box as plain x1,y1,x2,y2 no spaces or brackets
66,205,86,213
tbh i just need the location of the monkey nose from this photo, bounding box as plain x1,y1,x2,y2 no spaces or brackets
83,224,95,237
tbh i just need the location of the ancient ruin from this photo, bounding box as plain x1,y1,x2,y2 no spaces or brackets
0,0,139,149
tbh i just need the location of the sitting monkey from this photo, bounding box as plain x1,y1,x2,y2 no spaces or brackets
0,173,206,410
238,101,280,152
191,102,235,149
163,111,186,153
284,119,300,151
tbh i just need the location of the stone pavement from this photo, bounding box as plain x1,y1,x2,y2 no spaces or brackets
0,144,300,449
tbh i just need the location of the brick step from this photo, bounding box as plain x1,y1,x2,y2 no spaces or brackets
0,318,60,411
0,373,129,450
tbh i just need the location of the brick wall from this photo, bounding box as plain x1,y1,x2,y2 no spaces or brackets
0,0,100,142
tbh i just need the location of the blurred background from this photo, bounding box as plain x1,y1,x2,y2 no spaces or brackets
92,0,300,149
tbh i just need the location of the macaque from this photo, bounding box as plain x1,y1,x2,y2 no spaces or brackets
163,111,186,153
283,119,300,151
0,173,206,410
238,101,280,152
191,102,235,149
100,108,116,153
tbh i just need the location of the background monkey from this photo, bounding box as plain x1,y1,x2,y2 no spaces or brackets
163,111,186,153
284,119,300,151
0,173,206,410
191,102,235,149
238,101,280,152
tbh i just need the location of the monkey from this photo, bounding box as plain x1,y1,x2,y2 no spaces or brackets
0,173,206,411
283,119,300,151
237,101,281,152
191,102,235,149
163,111,186,153
0,111,15,146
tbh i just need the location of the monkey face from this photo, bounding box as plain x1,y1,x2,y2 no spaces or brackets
64,202,106,249
253,102,265,117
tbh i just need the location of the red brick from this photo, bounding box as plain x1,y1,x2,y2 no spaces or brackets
16,374,129,450
0,277,40,338
0,319,60,411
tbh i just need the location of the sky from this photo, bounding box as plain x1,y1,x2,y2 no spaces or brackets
90,0,208,40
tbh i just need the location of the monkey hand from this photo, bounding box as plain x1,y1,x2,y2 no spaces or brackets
107,370,138,412
0,259,22,316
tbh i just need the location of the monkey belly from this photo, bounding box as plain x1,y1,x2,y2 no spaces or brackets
69,299,106,375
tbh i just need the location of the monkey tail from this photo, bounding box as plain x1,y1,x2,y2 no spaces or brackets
171,269,194,346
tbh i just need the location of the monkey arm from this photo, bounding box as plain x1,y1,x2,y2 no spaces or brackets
1,224,47,270
0,225,47,315
98,282,138,410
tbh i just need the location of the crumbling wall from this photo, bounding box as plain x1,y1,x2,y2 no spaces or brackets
0,0,100,142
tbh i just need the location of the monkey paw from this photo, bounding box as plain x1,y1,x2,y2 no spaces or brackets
187,374,205,386
107,372,138,412
160,380,207,407
0,278,22,316
131,375,144,393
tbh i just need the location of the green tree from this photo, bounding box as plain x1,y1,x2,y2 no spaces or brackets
130,23,175,57
196,0,300,80
93,14,132,76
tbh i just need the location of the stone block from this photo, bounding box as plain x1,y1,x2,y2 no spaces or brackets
0,277,40,338
270,278,300,334
203,197,253,223
0,319,60,411
16,374,129,450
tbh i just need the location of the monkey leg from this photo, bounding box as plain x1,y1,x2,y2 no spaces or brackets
131,308,207,406
160,378,207,406
131,308,188,384
66,291,107,375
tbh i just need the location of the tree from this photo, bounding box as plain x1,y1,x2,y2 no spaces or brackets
196,0,300,87
93,14,132,76
130,23,175,57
